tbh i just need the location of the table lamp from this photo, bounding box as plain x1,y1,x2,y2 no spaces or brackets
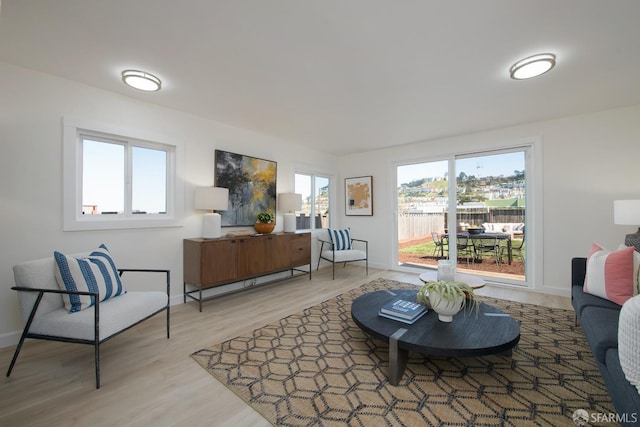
279,193,302,233
195,187,229,239
614,199,640,251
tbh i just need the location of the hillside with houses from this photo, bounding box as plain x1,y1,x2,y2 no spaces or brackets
399,171,525,214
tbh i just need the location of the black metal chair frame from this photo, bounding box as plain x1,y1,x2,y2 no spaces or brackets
456,236,474,265
507,234,525,264
317,238,368,279
6,269,170,389
473,236,501,265
431,232,448,258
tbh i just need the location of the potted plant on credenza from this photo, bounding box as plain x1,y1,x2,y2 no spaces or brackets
254,212,275,234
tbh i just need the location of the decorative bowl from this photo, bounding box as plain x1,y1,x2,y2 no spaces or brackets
428,291,464,322
467,228,484,235
254,222,275,234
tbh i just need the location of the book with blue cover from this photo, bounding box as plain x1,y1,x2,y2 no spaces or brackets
379,298,427,321
378,309,428,324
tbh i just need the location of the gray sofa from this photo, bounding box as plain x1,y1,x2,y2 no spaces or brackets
571,257,640,422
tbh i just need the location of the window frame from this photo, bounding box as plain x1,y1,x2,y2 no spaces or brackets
393,138,542,290
294,171,333,230
63,117,184,231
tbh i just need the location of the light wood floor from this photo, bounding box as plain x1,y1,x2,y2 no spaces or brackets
0,267,571,427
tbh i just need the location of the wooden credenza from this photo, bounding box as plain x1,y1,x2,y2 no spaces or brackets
183,232,311,311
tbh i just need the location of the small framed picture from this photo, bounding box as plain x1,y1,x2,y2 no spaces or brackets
345,176,373,216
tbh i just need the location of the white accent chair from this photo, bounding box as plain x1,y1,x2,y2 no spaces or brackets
316,229,368,279
6,252,170,388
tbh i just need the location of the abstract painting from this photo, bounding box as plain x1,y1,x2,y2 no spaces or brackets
215,150,277,226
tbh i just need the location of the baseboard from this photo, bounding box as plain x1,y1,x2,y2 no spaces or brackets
0,330,21,350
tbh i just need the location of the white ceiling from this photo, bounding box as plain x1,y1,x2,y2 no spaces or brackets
1,0,640,155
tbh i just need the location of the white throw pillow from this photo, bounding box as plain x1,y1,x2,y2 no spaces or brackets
636,251,640,295
619,295,640,394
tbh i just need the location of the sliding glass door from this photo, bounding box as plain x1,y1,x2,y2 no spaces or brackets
397,148,528,282
397,159,449,264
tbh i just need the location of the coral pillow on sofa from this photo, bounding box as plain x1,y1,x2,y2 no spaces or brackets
584,244,635,306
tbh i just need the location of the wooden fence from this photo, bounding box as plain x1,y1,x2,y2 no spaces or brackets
399,207,525,242
398,212,445,241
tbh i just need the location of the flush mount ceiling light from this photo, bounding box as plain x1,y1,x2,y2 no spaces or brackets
509,53,556,80
121,69,161,91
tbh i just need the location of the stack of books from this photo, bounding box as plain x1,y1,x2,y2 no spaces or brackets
378,298,428,324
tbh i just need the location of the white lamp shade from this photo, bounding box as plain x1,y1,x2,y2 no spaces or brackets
195,187,229,211
279,193,302,212
614,200,640,225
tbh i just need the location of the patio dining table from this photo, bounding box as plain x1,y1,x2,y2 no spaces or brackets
440,232,512,265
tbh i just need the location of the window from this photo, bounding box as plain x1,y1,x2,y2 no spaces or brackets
63,118,183,230
82,137,168,215
295,172,331,230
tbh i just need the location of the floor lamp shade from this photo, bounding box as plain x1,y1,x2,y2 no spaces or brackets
195,187,229,238
614,199,640,251
279,193,302,233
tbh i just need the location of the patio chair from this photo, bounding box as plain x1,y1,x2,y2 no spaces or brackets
456,236,474,265
473,236,501,265
431,232,448,258
508,234,525,265
317,228,368,279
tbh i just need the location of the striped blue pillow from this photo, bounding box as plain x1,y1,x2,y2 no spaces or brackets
328,228,352,251
54,244,126,313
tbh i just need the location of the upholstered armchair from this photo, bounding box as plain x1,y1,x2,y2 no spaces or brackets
5,245,170,388
317,228,368,279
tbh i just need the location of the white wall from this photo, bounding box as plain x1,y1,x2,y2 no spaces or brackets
0,62,338,345
337,104,640,295
2,58,640,346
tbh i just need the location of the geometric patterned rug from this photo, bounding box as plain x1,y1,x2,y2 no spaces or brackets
191,279,614,426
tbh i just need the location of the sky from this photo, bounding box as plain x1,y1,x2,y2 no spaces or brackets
295,174,311,200
294,152,526,203
295,174,330,205
83,139,167,214
397,151,525,185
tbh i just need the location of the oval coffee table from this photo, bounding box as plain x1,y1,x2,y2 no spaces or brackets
351,289,520,385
